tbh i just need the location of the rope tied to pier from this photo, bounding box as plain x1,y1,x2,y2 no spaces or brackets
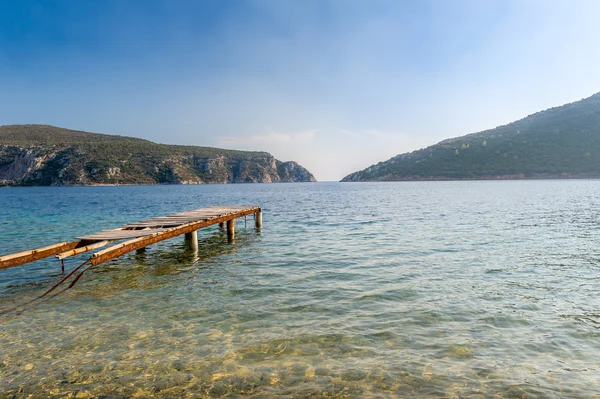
0,258,91,316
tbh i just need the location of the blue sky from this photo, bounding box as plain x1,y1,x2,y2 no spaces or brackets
1,0,600,181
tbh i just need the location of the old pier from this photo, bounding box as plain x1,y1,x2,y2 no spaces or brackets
0,206,262,272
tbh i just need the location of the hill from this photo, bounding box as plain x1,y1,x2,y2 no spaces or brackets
0,125,316,185
342,92,600,182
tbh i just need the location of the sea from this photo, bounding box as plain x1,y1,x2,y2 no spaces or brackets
0,181,599,398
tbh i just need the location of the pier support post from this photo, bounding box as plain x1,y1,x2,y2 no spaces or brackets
219,222,225,230
136,247,146,254
227,219,235,242
255,211,262,229
185,230,198,251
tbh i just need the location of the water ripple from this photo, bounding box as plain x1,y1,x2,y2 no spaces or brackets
1,181,600,397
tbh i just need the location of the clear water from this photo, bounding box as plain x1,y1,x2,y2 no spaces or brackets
1,181,600,398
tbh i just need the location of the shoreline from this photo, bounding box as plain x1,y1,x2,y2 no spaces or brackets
340,173,600,182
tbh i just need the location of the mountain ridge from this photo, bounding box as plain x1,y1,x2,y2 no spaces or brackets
342,92,600,182
0,125,316,185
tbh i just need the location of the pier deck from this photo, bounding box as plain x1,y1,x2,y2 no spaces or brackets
0,205,262,271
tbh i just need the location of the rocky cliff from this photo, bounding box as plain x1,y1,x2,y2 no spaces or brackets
0,125,317,186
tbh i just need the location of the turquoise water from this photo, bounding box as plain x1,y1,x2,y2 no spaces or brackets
1,181,600,398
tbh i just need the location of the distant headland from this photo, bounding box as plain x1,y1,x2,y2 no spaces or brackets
342,92,600,182
0,125,316,186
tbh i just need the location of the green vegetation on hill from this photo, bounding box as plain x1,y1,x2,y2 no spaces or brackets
342,92,600,181
0,125,316,185
0,124,269,158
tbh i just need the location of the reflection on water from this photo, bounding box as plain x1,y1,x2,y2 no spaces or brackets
1,181,600,398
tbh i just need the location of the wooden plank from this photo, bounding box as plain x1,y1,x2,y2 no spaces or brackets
126,207,248,222
121,218,198,225
77,228,167,241
131,218,203,223
0,242,65,262
197,207,245,211
121,223,185,228
119,210,249,228
0,241,80,270
140,216,197,220
55,240,111,260
142,217,198,222
153,213,221,219
90,207,260,266
172,212,221,216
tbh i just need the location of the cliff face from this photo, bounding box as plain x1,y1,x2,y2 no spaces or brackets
0,125,317,186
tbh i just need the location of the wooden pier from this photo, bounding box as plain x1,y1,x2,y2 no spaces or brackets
0,206,262,272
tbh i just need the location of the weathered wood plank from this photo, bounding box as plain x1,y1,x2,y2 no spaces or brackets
121,223,184,228
77,228,167,241
55,240,111,260
0,242,80,270
119,211,247,228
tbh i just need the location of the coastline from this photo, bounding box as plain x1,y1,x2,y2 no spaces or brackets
340,173,600,182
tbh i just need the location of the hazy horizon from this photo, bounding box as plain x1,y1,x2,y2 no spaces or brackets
2,1,600,181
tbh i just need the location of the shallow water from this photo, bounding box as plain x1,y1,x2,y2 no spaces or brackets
1,181,600,398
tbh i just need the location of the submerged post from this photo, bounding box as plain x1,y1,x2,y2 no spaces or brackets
185,230,198,251
255,211,262,228
227,219,235,242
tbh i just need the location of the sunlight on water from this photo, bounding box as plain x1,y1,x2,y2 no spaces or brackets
1,181,600,398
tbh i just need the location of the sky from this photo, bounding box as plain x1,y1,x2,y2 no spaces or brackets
1,1,600,181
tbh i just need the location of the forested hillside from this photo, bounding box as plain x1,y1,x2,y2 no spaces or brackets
342,92,600,181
